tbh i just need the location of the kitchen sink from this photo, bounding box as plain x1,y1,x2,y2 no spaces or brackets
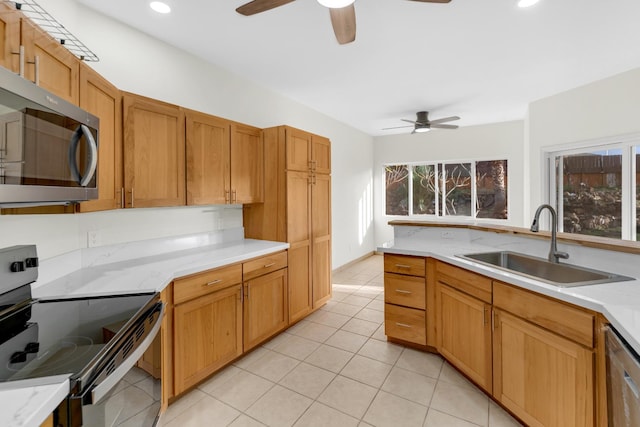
456,251,634,287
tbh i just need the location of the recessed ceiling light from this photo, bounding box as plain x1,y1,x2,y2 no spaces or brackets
150,1,171,14
518,0,540,8
317,0,355,8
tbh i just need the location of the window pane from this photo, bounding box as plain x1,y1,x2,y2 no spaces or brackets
476,160,508,219
560,150,622,239
412,165,436,215
385,165,409,215
444,163,472,216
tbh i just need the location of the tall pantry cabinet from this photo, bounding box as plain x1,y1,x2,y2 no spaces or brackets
243,126,332,323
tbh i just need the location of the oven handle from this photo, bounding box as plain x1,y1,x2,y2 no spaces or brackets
68,124,98,187
82,302,164,405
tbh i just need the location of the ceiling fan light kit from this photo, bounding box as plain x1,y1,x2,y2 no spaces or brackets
317,0,355,8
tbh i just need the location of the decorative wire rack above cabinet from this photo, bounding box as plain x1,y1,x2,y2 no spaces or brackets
12,0,99,61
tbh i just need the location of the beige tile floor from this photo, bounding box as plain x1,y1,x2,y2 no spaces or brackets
158,255,523,427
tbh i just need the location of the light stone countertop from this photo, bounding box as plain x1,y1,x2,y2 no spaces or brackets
3,229,289,427
379,224,640,355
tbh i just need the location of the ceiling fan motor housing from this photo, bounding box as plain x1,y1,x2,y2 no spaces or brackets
416,111,430,124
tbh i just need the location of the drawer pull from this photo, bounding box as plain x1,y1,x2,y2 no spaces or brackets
395,322,412,328
206,279,223,286
263,262,276,268
395,264,412,269
395,289,412,294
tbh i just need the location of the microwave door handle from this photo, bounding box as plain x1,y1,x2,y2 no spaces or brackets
68,124,98,187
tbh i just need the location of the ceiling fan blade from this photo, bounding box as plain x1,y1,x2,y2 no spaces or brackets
382,125,414,130
428,115,460,125
430,124,459,129
329,5,356,45
407,0,451,3
401,119,417,124
236,0,296,16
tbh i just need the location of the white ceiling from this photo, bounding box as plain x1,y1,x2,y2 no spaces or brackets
75,0,640,136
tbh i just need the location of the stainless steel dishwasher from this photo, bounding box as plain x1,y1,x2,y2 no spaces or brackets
606,325,640,426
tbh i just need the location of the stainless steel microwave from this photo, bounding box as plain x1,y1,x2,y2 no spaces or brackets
0,65,99,207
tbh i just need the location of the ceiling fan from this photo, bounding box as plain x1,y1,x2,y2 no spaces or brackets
383,111,460,133
235,0,452,45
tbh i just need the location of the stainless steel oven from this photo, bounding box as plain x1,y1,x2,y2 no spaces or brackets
0,65,99,206
0,245,163,426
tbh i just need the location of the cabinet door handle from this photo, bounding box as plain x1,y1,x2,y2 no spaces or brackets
246,284,250,299
239,287,243,303
120,187,125,208
12,45,24,77
206,279,222,286
130,188,135,208
483,306,488,326
27,55,39,85
395,289,412,294
225,190,230,203
395,322,412,328
263,262,276,268
395,264,411,269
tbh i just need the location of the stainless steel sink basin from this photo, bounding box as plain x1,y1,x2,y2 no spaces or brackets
456,251,634,287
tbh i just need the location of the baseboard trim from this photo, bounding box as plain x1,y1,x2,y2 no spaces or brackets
332,251,376,275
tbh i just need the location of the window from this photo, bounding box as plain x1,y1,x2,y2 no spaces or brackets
385,159,508,220
548,140,638,241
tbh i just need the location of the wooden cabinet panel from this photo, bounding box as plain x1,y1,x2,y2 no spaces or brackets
286,127,312,172
384,254,426,277
173,264,242,305
76,64,122,212
312,237,332,308
123,93,185,208
21,19,79,104
243,268,288,351
311,135,331,174
288,242,312,323
436,261,492,304
384,273,426,310
243,251,287,282
287,171,311,242
385,303,426,345
493,309,594,427
174,284,243,395
230,123,263,204
493,281,594,348
437,282,492,392
312,173,331,307
185,110,229,205
0,2,20,73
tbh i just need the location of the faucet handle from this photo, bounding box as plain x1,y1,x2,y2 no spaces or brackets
555,251,570,261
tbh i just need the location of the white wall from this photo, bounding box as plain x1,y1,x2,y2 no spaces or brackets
527,68,640,219
373,121,525,246
0,0,375,267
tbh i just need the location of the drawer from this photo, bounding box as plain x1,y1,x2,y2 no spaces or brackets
385,303,426,345
384,272,426,310
384,254,426,277
493,281,595,348
436,261,492,304
174,264,243,305
243,251,288,281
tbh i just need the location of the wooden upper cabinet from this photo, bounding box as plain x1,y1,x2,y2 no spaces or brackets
185,110,230,205
185,110,263,205
311,135,331,175
230,123,263,204
286,127,312,172
123,92,185,208
0,2,20,73
21,19,79,105
76,64,122,212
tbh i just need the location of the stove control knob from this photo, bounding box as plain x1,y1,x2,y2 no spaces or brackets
10,351,27,364
25,342,39,353
10,261,25,272
25,257,39,268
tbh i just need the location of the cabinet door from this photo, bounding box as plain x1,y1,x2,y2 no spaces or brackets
185,110,230,205
173,284,243,395
286,127,312,172
0,2,20,73
123,93,185,208
493,309,594,427
312,173,331,307
230,123,263,204
437,282,492,392
244,268,288,351
77,63,122,212
21,19,79,104
311,135,331,174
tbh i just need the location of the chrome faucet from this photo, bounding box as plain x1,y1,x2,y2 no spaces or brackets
530,204,569,263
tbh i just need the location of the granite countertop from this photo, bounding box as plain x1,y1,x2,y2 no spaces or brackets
379,224,640,355
5,231,288,427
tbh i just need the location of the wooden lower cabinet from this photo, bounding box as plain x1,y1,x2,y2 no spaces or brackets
173,283,243,395
493,308,594,427
436,282,492,392
243,268,288,351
